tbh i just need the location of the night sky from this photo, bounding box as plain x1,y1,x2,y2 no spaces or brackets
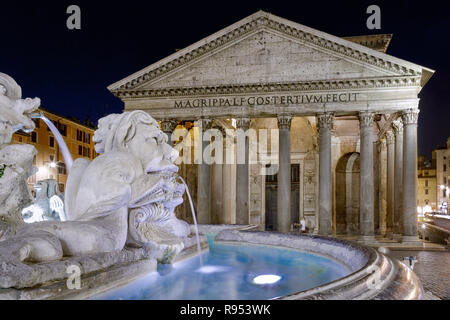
1,0,449,157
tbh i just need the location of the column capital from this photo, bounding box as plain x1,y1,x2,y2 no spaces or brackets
277,115,292,130
392,119,403,136
160,119,178,134
197,118,213,130
236,117,251,131
212,125,227,137
401,109,420,125
386,130,395,145
358,111,375,128
377,138,387,152
317,113,334,130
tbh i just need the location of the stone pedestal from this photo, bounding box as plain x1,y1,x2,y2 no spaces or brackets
277,115,292,232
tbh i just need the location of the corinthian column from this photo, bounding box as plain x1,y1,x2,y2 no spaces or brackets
197,118,212,224
160,119,178,146
359,112,375,242
386,130,395,237
236,117,250,225
392,119,404,240
222,129,232,224
317,113,333,236
277,115,292,232
401,109,420,243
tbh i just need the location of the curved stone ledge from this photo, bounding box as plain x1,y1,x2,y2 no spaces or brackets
214,229,423,300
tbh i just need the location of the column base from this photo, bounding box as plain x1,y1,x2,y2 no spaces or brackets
401,236,423,247
392,233,403,242
357,235,377,244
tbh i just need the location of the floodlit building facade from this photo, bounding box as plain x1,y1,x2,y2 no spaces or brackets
11,108,96,193
417,155,437,213
107,11,435,242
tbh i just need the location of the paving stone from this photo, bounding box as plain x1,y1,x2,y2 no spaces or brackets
388,250,450,300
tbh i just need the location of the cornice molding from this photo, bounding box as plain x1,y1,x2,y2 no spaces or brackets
110,13,422,92
112,75,421,99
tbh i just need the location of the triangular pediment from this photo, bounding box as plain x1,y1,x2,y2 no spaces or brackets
138,30,389,90
108,11,434,93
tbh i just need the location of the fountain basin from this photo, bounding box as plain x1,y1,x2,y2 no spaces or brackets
0,225,423,300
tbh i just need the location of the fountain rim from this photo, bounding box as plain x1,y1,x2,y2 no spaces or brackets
211,228,423,300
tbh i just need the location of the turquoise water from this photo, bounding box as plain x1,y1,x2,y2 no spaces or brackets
94,241,351,300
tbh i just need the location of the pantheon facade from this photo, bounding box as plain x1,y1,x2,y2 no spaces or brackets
108,11,434,243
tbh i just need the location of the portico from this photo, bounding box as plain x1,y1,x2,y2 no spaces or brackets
108,11,434,241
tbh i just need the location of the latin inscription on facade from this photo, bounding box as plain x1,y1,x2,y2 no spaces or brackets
174,93,358,108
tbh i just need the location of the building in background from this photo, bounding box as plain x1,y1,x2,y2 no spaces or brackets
433,138,450,213
417,155,437,214
11,108,97,194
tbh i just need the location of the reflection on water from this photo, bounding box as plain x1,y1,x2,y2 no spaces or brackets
94,242,351,300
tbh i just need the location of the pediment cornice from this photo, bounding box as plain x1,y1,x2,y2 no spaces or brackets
108,11,432,93
113,75,421,99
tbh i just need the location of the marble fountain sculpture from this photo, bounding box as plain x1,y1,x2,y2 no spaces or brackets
21,179,66,223
0,73,192,293
0,72,423,300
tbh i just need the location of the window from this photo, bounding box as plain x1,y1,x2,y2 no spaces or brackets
31,132,37,143
444,177,447,185
49,136,55,148
49,155,54,162
59,183,65,193
291,164,300,183
425,180,429,187
18,137,22,143
78,145,82,155
444,164,447,172
57,162,66,175
33,118,40,128
425,189,429,195
77,129,83,142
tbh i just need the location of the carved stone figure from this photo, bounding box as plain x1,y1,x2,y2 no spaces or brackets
21,179,66,223
0,110,189,280
0,73,40,241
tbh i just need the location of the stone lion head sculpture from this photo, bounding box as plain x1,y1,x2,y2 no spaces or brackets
93,111,179,173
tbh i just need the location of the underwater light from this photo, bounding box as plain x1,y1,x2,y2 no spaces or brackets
252,274,282,285
196,265,230,274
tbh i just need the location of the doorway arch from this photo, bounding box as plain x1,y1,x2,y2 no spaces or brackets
335,153,360,235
